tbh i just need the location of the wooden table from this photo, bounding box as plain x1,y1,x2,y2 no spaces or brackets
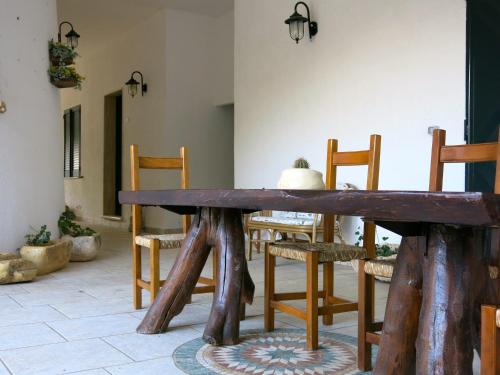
119,189,500,374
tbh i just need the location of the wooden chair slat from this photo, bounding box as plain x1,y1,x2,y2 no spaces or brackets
440,143,497,163
331,150,369,166
138,156,183,169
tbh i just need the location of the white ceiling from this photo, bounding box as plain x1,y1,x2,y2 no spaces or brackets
57,0,234,54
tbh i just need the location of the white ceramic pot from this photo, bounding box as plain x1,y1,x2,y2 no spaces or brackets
277,168,325,190
63,234,101,262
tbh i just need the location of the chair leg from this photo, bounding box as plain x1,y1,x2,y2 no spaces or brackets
264,243,275,332
248,229,253,261
358,259,374,371
322,262,334,325
149,239,160,304
256,230,261,254
481,305,499,375
306,251,319,351
132,243,142,309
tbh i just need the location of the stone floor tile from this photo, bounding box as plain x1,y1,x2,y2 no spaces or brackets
67,369,109,375
103,326,199,361
106,357,183,375
10,290,97,307
52,298,141,319
47,314,141,340
0,305,67,327
0,338,131,375
0,323,65,351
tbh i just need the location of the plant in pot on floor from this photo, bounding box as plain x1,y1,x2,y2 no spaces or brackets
48,65,85,89
277,157,326,189
20,225,72,275
351,227,398,282
59,207,101,262
48,40,78,66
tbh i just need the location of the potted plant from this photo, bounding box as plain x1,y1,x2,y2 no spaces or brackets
350,227,398,282
59,207,101,262
277,158,326,189
48,66,85,89
48,40,78,66
20,225,72,275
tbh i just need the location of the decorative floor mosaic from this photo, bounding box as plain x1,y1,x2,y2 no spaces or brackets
173,328,375,374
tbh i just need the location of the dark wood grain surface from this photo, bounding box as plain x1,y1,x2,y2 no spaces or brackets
119,189,500,227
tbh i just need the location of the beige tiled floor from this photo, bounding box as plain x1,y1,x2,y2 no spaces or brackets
0,228,480,374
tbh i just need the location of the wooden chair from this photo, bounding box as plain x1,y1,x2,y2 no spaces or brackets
481,305,500,375
130,144,217,309
265,135,381,350
357,128,500,371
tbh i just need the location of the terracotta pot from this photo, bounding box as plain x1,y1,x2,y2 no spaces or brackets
50,77,78,89
20,240,72,275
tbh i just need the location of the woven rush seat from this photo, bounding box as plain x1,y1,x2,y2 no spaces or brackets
268,242,367,263
134,233,185,249
364,257,397,279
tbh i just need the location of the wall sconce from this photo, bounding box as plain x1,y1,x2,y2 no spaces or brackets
285,1,318,44
125,71,148,98
58,21,80,49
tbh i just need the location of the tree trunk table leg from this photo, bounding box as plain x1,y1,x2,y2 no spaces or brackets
137,207,254,340
203,208,254,345
373,237,423,375
415,225,487,375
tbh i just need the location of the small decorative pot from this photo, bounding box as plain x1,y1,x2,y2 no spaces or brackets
63,234,101,262
277,168,326,190
20,240,72,276
50,77,78,89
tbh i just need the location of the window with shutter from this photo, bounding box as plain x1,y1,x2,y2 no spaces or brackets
63,105,82,178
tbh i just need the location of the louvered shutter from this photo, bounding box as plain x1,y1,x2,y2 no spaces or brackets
72,106,81,177
63,110,71,177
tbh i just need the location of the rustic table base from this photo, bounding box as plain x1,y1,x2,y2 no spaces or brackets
137,207,255,346
375,225,491,375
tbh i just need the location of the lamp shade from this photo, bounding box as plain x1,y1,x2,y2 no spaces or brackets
285,10,307,43
65,29,80,48
125,77,139,97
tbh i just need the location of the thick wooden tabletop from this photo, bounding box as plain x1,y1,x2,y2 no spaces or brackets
119,189,500,228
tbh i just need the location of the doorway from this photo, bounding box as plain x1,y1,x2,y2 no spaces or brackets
465,0,500,192
103,91,123,217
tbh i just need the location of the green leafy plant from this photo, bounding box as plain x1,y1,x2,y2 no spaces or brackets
293,158,310,169
58,207,95,237
354,227,396,257
25,225,51,246
48,66,85,89
48,40,78,64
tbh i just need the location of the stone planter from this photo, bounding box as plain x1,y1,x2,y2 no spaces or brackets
0,253,37,284
277,168,325,190
20,240,72,276
63,234,101,262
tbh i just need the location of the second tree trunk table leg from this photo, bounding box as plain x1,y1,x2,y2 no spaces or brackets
137,207,254,345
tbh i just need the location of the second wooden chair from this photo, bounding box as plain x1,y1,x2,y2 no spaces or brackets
265,134,381,350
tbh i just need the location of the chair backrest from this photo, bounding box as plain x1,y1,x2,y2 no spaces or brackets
429,129,500,193
130,144,191,237
324,134,381,257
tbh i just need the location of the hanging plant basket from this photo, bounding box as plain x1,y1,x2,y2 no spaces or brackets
50,77,78,89
50,55,74,66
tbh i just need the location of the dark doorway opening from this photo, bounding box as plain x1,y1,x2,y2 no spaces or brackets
103,91,123,217
465,0,500,192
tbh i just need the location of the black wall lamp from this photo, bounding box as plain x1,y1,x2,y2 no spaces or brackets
125,71,148,98
58,21,80,48
285,1,318,44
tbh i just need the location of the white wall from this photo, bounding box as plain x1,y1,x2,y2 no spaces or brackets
235,0,466,242
0,0,64,251
62,9,234,230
